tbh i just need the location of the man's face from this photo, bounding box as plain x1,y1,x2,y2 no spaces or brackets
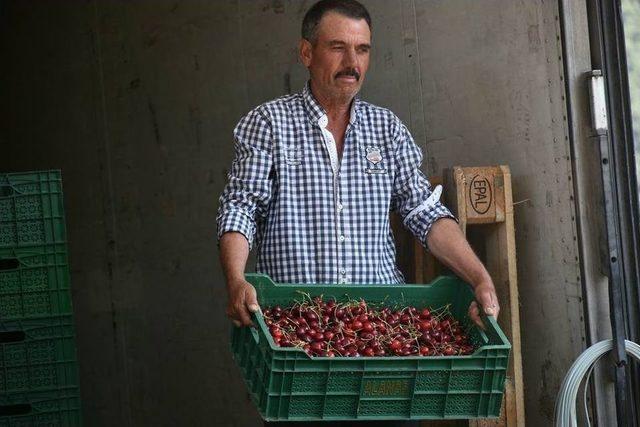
300,12,371,104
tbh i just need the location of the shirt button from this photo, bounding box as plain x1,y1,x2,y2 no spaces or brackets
340,269,346,275
339,235,345,242
338,202,343,211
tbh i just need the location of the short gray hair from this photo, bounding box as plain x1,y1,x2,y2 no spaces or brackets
301,0,372,43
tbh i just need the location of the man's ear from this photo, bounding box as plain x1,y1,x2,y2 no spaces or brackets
299,38,312,68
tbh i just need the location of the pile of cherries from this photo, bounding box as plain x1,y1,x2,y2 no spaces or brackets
262,295,475,357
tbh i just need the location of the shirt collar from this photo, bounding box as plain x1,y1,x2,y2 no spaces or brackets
302,81,359,127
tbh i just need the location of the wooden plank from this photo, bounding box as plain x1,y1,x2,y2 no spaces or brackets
469,166,524,427
496,165,525,426
414,166,524,425
436,166,525,427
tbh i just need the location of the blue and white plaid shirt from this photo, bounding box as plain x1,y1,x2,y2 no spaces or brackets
217,83,455,284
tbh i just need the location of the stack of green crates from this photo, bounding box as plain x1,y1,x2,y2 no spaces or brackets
0,171,82,426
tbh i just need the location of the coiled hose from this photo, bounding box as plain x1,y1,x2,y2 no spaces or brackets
554,339,640,427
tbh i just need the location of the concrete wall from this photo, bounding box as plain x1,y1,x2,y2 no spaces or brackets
0,1,587,425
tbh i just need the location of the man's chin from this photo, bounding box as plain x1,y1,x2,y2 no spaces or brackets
333,81,362,95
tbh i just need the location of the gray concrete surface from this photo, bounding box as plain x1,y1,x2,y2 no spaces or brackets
0,1,589,425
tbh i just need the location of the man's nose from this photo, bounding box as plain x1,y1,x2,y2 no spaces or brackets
343,47,358,67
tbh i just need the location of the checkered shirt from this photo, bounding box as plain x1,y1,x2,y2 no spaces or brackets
216,82,455,284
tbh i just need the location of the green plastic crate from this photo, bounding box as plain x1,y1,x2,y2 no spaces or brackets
0,244,72,320
0,387,81,426
0,171,67,249
0,316,79,394
230,274,511,422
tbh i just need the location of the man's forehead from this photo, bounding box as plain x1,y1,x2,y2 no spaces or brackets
315,12,371,43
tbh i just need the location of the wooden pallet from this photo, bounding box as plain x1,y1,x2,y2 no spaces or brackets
415,166,525,427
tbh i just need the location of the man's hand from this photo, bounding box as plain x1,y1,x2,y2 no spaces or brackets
468,280,500,330
226,278,260,327
426,218,500,330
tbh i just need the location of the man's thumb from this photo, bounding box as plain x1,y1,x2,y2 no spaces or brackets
246,287,260,313
478,291,494,316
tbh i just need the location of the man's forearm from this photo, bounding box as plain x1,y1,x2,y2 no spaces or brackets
425,218,492,288
219,232,250,285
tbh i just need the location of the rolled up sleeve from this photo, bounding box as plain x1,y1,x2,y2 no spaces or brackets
390,121,457,248
216,108,273,250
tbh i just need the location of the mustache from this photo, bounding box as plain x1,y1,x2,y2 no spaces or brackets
335,69,361,81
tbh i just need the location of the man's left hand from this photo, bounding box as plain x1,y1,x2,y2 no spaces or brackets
468,280,500,330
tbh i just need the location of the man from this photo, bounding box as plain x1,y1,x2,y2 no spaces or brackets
218,0,498,337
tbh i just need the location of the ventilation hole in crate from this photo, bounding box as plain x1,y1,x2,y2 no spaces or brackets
0,258,19,271
28,341,56,364
449,371,483,391
0,199,14,220
292,372,327,393
0,224,17,246
412,395,446,416
22,293,50,316
0,295,22,317
0,331,25,345
359,399,410,416
30,365,57,388
0,403,31,416
21,268,48,291
289,396,323,417
323,396,357,417
445,394,479,415
415,371,448,391
0,271,20,292
327,372,360,392
5,367,28,392
3,345,27,366
17,222,45,244
15,196,42,220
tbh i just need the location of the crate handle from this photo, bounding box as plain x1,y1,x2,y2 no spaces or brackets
0,330,26,343
250,326,260,344
0,258,19,271
476,315,510,349
0,403,32,416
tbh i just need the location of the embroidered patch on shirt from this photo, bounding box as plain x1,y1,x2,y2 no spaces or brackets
365,146,386,174
284,146,303,166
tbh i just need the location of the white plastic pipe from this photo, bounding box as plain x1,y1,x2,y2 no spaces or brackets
555,339,640,427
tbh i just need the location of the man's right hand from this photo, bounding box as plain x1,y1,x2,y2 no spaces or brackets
226,278,260,327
